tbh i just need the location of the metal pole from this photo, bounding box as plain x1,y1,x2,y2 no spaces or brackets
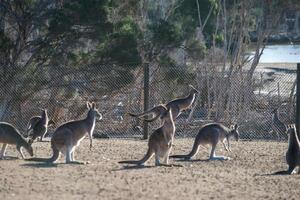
296,63,300,138
143,63,150,139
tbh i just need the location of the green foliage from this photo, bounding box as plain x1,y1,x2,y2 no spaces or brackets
0,32,13,51
96,17,141,65
186,38,207,60
158,55,196,85
150,19,182,49
173,0,218,40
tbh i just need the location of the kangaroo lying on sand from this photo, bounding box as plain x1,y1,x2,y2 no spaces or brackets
128,85,198,121
119,105,179,166
170,123,239,161
27,110,55,142
274,124,300,175
27,102,102,164
0,122,33,159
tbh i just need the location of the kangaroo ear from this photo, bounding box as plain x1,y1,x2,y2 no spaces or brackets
91,102,96,109
87,102,92,109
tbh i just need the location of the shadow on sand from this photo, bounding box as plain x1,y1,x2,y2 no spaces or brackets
21,162,58,168
0,156,19,160
172,158,210,163
254,170,292,177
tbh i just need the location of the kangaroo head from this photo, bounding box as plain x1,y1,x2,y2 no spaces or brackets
159,105,171,120
87,101,103,120
41,109,48,117
230,124,239,141
189,85,199,94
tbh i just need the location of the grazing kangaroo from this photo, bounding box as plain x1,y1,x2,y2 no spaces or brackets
128,85,198,121
271,108,287,141
26,102,102,164
119,105,179,166
170,123,239,161
0,122,33,159
274,124,300,175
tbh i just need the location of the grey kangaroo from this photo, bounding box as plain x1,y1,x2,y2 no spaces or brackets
0,122,33,159
274,124,300,175
119,105,179,166
27,102,102,164
271,108,287,141
170,123,239,161
27,115,55,137
27,110,55,141
128,85,198,121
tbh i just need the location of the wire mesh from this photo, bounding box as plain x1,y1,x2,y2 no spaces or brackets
0,63,296,141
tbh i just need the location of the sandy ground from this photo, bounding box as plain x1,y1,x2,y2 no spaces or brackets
0,138,299,200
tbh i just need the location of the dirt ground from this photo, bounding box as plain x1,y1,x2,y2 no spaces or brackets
0,138,299,200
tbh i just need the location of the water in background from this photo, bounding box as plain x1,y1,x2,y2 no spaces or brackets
249,44,300,63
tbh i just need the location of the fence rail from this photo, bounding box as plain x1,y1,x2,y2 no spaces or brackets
0,63,297,141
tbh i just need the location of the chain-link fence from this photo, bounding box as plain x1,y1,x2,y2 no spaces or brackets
0,63,296,141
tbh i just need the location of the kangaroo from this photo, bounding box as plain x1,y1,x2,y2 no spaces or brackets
271,108,287,141
128,85,198,121
28,109,50,143
27,113,55,140
274,124,300,175
26,102,102,164
170,123,239,161
27,116,55,135
0,122,33,159
119,105,179,166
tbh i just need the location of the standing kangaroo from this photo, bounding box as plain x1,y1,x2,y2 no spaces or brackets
128,85,198,121
274,124,300,175
170,123,239,161
27,115,55,137
0,122,33,159
27,102,102,164
28,109,49,143
119,105,179,166
271,108,287,141
27,110,55,141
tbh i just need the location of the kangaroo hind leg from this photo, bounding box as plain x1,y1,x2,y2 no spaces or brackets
209,143,231,161
0,144,8,159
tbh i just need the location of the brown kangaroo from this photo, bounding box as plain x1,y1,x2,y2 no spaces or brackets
0,122,33,159
27,111,55,141
119,105,179,166
170,123,239,161
26,102,102,164
274,124,300,175
128,85,198,121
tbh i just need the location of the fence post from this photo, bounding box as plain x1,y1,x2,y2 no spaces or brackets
143,63,150,140
297,63,300,138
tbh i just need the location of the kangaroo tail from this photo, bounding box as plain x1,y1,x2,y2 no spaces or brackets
170,138,200,160
119,148,154,165
127,107,159,118
25,143,59,163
